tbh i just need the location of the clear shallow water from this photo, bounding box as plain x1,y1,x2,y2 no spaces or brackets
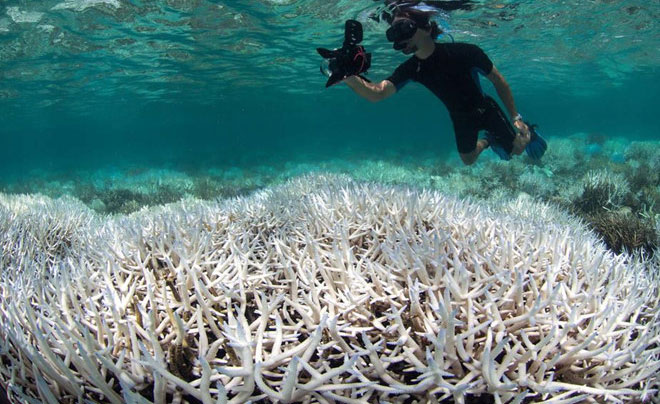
0,0,658,178
0,4,659,401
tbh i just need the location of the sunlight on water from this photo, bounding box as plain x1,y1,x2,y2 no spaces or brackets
0,0,658,179
0,0,657,109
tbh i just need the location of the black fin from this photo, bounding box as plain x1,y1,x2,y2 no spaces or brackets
524,121,547,160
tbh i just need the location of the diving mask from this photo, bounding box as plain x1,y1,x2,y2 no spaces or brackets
386,18,418,50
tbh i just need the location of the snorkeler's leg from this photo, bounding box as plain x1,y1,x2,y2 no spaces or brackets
459,139,490,165
452,116,483,165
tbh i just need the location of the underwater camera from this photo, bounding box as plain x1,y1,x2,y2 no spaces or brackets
317,20,372,87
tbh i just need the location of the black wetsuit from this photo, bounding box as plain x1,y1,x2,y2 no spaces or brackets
386,42,516,154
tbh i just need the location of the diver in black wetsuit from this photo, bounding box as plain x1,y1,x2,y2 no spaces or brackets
344,4,535,165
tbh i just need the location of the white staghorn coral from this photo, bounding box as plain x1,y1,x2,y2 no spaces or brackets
1,174,659,403
0,193,98,275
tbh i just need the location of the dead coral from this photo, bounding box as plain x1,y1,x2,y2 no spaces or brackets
1,175,658,403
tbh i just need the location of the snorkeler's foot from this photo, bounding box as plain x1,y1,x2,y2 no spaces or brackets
477,138,489,152
484,133,512,161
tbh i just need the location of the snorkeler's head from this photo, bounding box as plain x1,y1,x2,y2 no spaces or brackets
385,17,421,53
386,18,417,43
383,2,442,51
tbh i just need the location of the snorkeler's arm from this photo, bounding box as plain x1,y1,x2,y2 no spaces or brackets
486,65,519,120
343,76,396,102
487,65,530,152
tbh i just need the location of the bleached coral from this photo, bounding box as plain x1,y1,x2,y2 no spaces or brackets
0,175,658,403
108,168,195,197
352,160,432,187
0,193,98,273
434,171,483,197
542,136,584,176
625,141,660,171
563,169,631,214
517,167,556,198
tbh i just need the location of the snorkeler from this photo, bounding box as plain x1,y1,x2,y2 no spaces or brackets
319,1,546,164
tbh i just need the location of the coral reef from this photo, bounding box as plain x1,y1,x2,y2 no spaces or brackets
351,160,432,187
1,136,658,253
0,193,98,271
516,167,556,198
1,175,659,403
567,170,631,215
588,211,658,256
560,170,657,255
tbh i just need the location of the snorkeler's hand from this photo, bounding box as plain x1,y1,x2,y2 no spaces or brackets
318,45,371,87
514,119,530,137
512,121,531,155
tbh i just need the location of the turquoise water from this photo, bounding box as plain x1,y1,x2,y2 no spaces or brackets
1,2,660,402
0,0,659,239
1,1,658,176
